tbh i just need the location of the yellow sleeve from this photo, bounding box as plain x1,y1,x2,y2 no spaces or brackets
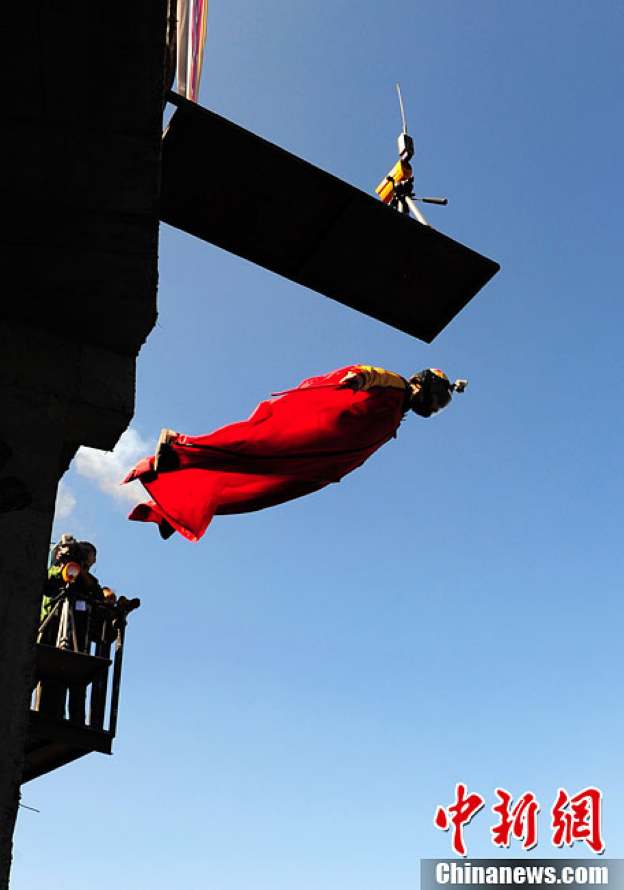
351,365,407,391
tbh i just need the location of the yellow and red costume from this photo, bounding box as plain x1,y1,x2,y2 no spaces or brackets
124,365,409,541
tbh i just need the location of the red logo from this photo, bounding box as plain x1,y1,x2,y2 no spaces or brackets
434,784,485,857
491,788,540,850
551,787,604,854
434,785,604,857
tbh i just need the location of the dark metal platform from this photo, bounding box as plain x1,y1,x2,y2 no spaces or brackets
24,604,134,782
34,644,110,685
23,711,112,783
160,97,500,342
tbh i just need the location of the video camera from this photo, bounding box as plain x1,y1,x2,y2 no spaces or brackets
53,535,84,566
116,596,141,614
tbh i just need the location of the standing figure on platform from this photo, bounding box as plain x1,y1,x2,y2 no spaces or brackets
38,536,104,723
124,365,467,543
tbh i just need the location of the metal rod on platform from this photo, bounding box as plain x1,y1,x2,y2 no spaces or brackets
89,638,111,731
107,620,126,739
405,195,430,226
396,82,408,134
57,598,78,651
36,596,63,642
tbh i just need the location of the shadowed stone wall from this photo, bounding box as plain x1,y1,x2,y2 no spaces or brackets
0,3,168,885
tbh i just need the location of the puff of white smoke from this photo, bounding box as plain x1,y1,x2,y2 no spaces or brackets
74,427,154,504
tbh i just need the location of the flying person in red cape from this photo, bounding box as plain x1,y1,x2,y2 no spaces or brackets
123,365,467,542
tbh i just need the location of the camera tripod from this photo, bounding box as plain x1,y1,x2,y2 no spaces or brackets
38,585,92,653
389,177,448,227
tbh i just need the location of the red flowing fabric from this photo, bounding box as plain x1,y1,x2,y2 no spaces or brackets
124,366,406,541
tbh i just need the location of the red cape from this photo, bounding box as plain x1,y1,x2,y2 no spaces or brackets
124,366,407,541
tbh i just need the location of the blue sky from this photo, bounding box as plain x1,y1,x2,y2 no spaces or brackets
13,2,624,887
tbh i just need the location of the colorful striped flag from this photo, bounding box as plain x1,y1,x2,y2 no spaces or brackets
176,0,208,102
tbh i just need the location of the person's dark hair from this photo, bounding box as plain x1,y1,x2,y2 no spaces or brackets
409,369,453,417
78,541,97,564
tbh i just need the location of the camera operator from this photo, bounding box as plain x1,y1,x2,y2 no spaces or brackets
38,534,105,723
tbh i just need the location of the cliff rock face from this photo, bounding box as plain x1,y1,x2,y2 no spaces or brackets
0,3,168,884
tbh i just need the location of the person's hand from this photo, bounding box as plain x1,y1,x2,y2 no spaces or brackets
339,371,363,390
102,586,117,603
